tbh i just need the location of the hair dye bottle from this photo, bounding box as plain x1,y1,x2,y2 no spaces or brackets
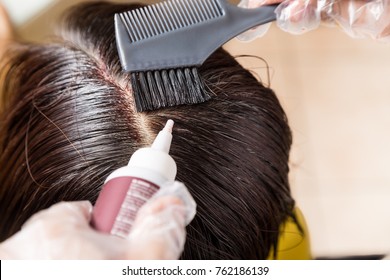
91,120,176,238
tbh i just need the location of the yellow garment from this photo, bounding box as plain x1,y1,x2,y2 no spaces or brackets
268,208,312,260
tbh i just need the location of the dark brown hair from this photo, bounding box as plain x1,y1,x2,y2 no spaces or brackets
0,2,294,259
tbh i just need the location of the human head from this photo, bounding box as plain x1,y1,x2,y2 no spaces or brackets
0,2,294,259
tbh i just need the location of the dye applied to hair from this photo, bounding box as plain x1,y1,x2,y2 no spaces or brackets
91,120,177,238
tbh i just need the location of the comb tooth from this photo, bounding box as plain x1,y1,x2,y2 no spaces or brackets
198,0,211,20
148,6,163,35
137,9,153,38
168,0,184,28
154,4,169,32
160,2,175,31
122,13,137,42
210,0,223,17
143,7,158,36
132,10,148,40
151,5,165,33
119,14,136,42
131,10,146,40
160,2,173,31
183,0,197,24
126,12,142,41
163,2,179,30
186,1,198,24
177,0,190,27
186,0,199,24
200,0,213,19
122,0,224,43
192,1,206,21
204,0,217,18
207,0,218,17
174,0,190,26
206,0,217,17
216,0,224,16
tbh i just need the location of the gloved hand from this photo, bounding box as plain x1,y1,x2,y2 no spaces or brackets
237,0,390,42
0,181,196,260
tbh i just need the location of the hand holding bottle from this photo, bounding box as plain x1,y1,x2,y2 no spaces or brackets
0,181,196,259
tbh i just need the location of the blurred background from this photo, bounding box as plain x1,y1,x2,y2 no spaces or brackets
3,0,390,258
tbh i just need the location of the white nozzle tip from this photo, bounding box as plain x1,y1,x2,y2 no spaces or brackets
164,119,174,133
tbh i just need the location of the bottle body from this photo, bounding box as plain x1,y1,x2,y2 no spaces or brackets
91,166,168,238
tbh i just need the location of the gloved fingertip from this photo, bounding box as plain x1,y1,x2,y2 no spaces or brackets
77,200,93,219
236,0,274,42
153,181,196,225
275,0,321,35
63,200,93,222
75,200,93,214
141,196,183,216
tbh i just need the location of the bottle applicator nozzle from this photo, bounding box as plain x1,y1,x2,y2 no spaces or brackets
151,119,174,152
164,119,174,133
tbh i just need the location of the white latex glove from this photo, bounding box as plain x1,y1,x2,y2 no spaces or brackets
237,0,390,42
237,0,273,41
0,181,196,260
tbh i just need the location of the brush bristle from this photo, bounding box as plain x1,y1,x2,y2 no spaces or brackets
131,67,213,112
119,0,224,43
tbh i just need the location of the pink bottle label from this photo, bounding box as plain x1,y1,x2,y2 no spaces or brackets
91,176,160,238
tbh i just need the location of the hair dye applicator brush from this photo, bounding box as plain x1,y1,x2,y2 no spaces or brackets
115,0,277,112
